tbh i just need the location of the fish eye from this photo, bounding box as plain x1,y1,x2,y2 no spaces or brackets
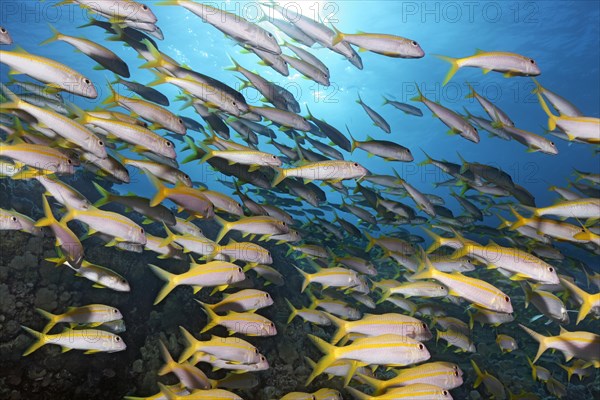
140,228,144,234
178,119,183,124
238,267,243,273
422,323,427,329
113,309,118,313
115,336,121,341
548,267,554,272
440,286,444,290
269,322,274,327
272,155,277,159
11,216,17,222
353,163,359,167
84,78,91,85
255,348,259,353
166,141,173,147
530,59,535,64
265,293,270,298
282,222,286,226
67,159,73,164
121,279,127,283
443,390,448,396
142,5,148,10
0,28,5,33
550,141,555,145
411,40,417,46
454,371,459,377
260,356,266,361
418,344,424,350
232,101,237,106
504,296,510,302
267,32,273,37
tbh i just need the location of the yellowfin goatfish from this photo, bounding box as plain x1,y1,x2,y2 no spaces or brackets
272,161,368,186
412,85,479,143
198,301,277,337
0,208,22,231
306,334,430,384
36,304,122,334
470,359,506,399
412,251,513,313
35,196,84,267
158,340,210,390
103,85,186,134
357,362,463,393
149,261,246,304
347,383,453,400
519,324,600,366
332,27,424,58
1,84,107,158
21,326,126,355
62,204,147,245
158,1,280,54
0,47,97,98
41,25,130,77
214,215,289,243
58,0,157,24
204,289,273,313
436,49,541,85
0,142,75,174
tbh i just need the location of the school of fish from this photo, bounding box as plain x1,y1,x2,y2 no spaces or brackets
0,1,599,399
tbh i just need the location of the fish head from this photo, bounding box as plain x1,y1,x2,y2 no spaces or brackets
349,161,369,178
261,31,282,55
109,307,123,321
108,274,131,292
161,138,177,159
129,224,147,245
540,265,560,285
255,355,270,371
407,39,425,58
266,154,283,167
446,369,464,389
262,320,277,336
175,117,187,135
2,214,22,230
87,136,108,160
56,156,76,175
413,341,431,363
128,3,158,24
178,172,193,187
417,321,434,341
261,291,274,308
524,57,541,76
233,266,246,282
75,75,98,99
110,334,127,352
497,293,514,313
543,139,559,155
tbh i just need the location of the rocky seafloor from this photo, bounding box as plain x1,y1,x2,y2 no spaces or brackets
0,174,599,400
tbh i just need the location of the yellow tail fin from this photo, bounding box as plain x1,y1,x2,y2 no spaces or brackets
177,326,198,363
305,334,338,385
149,264,177,305
434,54,460,86
519,323,549,363
21,325,47,356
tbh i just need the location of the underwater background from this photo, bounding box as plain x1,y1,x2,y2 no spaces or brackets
0,1,599,399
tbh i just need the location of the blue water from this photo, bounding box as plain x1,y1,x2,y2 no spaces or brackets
3,1,598,216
